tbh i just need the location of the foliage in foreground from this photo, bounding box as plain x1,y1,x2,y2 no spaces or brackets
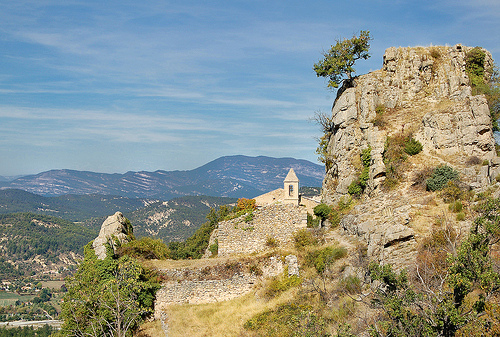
59,242,160,337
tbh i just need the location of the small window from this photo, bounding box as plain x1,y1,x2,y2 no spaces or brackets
289,184,294,196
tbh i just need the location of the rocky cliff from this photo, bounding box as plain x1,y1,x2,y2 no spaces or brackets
321,45,499,267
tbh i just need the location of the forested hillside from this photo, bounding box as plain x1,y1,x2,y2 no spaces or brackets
0,213,97,279
0,189,149,220
125,195,237,243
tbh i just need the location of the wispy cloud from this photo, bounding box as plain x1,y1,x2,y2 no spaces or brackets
0,0,498,175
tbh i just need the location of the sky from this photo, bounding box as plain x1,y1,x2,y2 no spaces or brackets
1,0,500,177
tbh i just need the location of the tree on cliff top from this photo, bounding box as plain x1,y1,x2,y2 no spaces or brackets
313,30,372,89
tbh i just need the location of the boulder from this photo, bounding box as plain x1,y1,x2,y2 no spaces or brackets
92,211,132,260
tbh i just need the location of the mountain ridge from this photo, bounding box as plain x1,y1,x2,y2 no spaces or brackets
0,155,324,199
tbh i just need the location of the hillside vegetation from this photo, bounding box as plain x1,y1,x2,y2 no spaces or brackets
125,195,237,243
0,213,97,279
0,189,148,220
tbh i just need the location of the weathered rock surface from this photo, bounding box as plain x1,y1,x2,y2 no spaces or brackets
322,45,497,204
92,211,132,260
321,45,497,267
340,190,417,269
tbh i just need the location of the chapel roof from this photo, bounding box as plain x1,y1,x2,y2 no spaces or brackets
284,168,298,182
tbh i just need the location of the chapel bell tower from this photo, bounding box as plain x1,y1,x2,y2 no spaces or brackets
283,168,299,205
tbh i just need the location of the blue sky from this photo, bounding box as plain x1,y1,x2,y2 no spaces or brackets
1,0,499,176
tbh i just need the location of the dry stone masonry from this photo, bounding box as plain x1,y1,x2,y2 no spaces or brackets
213,203,307,257
154,255,298,319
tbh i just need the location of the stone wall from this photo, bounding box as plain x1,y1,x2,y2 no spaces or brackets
154,255,298,319
214,203,307,257
155,274,257,317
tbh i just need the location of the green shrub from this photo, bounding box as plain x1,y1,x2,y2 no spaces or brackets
348,147,371,197
441,180,465,202
383,134,409,189
266,237,279,248
293,229,317,249
329,210,341,228
266,273,302,298
348,179,363,197
426,165,459,191
244,212,254,223
244,303,327,336
456,212,466,221
465,47,486,89
449,200,463,213
337,196,354,212
361,147,371,167
208,239,218,256
306,246,347,274
313,203,332,220
306,213,320,228
339,275,362,294
118,237,169,260
404,138,423,155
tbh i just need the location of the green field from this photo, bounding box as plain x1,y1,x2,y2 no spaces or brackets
41,281,65,290
0,292,34,306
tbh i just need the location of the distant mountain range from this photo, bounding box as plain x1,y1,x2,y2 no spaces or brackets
0,155,324,199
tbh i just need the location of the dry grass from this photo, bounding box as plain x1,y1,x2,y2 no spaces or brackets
165,288,299,337
135,320,164,337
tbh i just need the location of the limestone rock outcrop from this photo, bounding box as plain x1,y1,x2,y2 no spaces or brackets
321,45,498,267
92,211,132,260
323,45,497,204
